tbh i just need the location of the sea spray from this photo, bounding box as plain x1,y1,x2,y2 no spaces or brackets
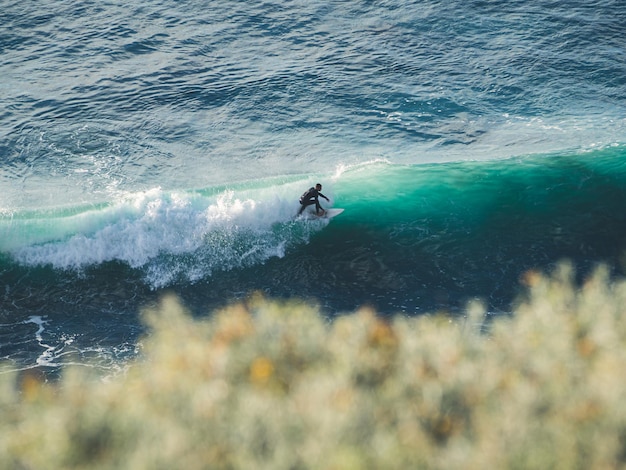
3,183,333,287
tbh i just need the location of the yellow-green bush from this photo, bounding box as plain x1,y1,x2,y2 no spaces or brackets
3,263,626,469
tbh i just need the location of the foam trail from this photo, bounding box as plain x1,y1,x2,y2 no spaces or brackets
24,316,59,366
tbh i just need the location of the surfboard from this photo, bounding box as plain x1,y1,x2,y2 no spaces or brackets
308,208,344,219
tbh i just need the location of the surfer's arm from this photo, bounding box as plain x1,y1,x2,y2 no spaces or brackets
319,192,329,201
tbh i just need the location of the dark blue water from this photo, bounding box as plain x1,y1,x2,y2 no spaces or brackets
1,0,625,373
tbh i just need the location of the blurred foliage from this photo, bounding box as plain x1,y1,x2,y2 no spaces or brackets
3,263,626,469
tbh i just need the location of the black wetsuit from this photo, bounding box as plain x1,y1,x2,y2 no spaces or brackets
298,187,328,215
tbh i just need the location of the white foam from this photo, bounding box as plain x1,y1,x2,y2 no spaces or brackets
24,316,59,366
7,182,331,287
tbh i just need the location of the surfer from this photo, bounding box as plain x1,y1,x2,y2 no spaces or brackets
298,183,329,216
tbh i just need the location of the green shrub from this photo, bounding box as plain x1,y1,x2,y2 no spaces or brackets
3,263,626,469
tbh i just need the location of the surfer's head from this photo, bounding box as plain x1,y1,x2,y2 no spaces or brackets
316,183,322,190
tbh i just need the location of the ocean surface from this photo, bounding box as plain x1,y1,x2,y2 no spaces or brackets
1,0,625,375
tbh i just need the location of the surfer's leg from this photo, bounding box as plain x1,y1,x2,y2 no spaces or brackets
298,200,314,215
315,200,324,215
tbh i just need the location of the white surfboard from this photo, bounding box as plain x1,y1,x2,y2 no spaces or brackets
307,208,344,219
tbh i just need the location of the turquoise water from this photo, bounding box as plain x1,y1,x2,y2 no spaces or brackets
1,0,625,373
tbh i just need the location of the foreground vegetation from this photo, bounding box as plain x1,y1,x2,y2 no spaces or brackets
3,263,626,469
